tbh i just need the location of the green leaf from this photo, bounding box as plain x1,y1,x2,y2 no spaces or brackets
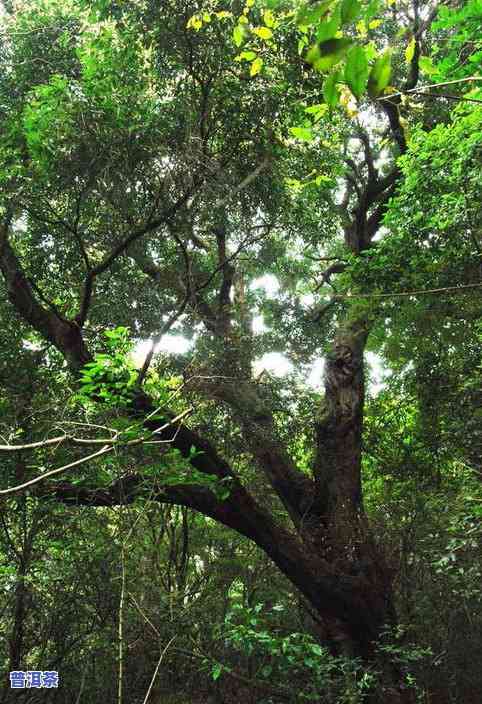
263,9,276,27
212,663,222,681
250,57,263,76
405,37,416,64
316,10,341,42
186,15,202,30
297,1,333,27
305,103,326,114
323,69,341,107
310,643,324,655
308,38,352,72
315,174,334,186
366,0,380,21
235,50,257,61
253,26,273,40
419,55,437,75
367,49,392,97
340,0,361,25
345,45,369,98
233,24,245,47
290,126,314,141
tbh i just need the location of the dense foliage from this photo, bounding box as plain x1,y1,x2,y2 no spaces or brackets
0,1,480,703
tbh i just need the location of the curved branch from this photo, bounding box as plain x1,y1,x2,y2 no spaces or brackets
38,468,387,645
0,220,91,370
74,191,193,327
186,377,316,530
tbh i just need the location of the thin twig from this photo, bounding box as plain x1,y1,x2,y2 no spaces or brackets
404,91,482,104
332,282,482,300
0,409,193,495
378,76,481,103
0,409,193,453
128,592,161,638
213,155,271,211
141,637,176,704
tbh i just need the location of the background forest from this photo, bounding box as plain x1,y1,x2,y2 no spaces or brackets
0,0,481,703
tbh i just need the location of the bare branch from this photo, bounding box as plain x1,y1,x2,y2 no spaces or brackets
141,637,177,704
315,262,347,290
378,77,482,103
0,443,112,495
136,298,190,386
0,435,67,452
74,188,194,327
0,409,193,495
355,128,378,183
213,155,271,211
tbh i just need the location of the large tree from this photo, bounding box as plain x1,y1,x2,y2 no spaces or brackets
0,1,480,701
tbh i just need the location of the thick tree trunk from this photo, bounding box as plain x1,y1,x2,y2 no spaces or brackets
304,318,414,702
316,323,367,505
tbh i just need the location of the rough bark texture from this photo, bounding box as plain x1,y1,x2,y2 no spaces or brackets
315,322,367,524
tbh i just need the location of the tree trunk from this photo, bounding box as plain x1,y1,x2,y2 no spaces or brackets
305,319,414,702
